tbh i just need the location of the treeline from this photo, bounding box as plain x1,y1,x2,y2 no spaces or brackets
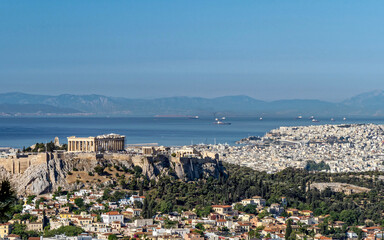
141,163,384,226
23,141,67,152
305,160,330,171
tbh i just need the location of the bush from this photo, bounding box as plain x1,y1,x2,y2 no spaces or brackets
44,226,84,237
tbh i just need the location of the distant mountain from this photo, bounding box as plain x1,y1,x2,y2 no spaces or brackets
0,103,82,116
343,90,384,116
0,91,383,117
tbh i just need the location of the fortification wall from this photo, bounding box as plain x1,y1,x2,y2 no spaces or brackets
102,153,132,161
0,153,49,174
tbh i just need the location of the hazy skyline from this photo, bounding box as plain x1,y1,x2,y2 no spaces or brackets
1,1,384,101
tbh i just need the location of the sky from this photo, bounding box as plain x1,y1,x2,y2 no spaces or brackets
1,1,384,101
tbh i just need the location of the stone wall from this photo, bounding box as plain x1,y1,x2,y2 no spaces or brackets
0,153,49,174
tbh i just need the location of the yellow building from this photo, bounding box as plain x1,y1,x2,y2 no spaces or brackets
59,213,72,219
286,208,299,216
299,210,314,217
0,223,11,238
211,205,233,215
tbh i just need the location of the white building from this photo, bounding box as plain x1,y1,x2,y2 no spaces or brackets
101,211,124,224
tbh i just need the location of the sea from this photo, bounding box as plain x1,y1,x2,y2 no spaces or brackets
1,116,384,148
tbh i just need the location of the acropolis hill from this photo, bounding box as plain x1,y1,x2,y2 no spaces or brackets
2,124,384,195
0,147,224,196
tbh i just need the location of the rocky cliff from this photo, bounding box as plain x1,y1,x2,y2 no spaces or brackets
0,153,226,196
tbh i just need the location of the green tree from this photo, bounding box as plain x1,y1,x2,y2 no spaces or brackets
94,165,105,175
108,234,118,240
195,223,205,231
285,219,293,240
0,179,17,223
44,226,84,237
74,198,85,208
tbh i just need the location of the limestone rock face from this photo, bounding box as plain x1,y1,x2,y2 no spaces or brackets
0,153,225,196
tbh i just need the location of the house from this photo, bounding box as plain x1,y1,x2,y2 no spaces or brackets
111,221,122,230
212,205,233,215
126,208,142,217
129,195,146,205
299,210,314,217
92,203,105,211
236,221,251,232
59,213,72,219
286,208,299,216
252,196,266,207
134,219,153,227
108,202,119,209
7,234,21,240
49,219,70,230
74,189,91,197
76,217,93,227
26,222,44,232
59,206,70,213
268,203,283,215
261,216,276,226
241,199,255,206
0,223,11,238
118,198,130,206
22,204,35,213
182,211,197,220
184,232,204,240
347,231,358,239
101,211,124,224
216,219,227,227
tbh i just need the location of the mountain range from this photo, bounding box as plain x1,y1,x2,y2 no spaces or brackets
0,91,383,117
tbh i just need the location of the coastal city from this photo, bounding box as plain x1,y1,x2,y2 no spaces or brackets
0,124,384,240
3,1,384,240
201,124,384,173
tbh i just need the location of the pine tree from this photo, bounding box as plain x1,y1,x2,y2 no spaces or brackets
285,219,293,240
0,179,16,223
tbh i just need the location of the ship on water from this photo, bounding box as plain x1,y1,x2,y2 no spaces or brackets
214,118,231,125
188,116,199,119
296,115,303,119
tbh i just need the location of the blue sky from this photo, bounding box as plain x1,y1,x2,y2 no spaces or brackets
1,1,384,101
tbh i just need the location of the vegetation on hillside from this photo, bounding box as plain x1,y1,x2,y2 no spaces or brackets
0,179,20,223
140,163,384,228
305,160,331,171
23,141,67,152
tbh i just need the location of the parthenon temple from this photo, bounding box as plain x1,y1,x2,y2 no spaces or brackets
67,133,125,152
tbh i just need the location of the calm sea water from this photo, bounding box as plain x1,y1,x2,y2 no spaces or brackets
1,117,384,148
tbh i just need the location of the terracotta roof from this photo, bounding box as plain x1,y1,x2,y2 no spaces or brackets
104,211,121,215
28,237,41,240
212,205,232,208
7,234,21,237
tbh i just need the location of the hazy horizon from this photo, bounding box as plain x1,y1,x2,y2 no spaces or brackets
0,90,382,103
